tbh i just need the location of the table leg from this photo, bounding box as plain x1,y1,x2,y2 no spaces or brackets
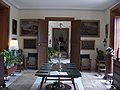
39,77,45,90
44,77,47,83
71,78,76,90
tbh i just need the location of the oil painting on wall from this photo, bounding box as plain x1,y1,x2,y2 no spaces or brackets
20,19,38,36
81,40,95,50
24,39,36,49
80,20,100,37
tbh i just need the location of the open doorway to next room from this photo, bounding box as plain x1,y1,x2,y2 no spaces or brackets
48,21,71,59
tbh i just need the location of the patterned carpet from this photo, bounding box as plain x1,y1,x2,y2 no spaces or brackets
1,70,37,90
31,77,84,90
0,70,109,90
81,72,108,90
1,70,84,90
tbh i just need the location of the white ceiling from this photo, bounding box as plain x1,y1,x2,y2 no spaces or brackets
5,0,120,10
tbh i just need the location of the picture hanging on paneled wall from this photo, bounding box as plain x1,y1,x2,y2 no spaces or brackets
20,19,38,36
81,40,95,50
80,20,100,37
24,39,36,49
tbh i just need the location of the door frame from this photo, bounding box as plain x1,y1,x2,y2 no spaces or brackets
45,17,74,58
45,17,81,69
110,3,120,48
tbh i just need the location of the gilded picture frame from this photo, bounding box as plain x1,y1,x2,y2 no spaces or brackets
23,39,36,49
81,40,95,50
80,20,100,37
20,19,38,36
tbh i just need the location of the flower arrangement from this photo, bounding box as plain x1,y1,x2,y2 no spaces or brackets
106,47,114,55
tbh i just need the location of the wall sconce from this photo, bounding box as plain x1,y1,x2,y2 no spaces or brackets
103,38,107,47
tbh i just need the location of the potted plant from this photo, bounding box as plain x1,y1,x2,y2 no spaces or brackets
48,47,55,62
1,50,18,68
1,49,18,77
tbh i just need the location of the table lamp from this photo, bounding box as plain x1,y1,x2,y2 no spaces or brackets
9,40,19,54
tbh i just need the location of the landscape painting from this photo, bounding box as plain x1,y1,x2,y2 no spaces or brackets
80,20,100,37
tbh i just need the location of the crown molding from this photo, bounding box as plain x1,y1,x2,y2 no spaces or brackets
4,0,19,9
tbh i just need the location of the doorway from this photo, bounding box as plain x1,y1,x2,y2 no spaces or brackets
37,17,81,69
48,21,71,59
52,28,69,57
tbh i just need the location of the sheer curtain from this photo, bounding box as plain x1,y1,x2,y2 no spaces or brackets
114,16,120,59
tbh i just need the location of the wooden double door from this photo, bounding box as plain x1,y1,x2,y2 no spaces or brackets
0,1,10,52
37,19,81,69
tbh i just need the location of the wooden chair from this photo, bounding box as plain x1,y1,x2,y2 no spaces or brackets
27,53,37,69
96,59,106,74
80,54,91,71
16,49,24,72
95,48,106,74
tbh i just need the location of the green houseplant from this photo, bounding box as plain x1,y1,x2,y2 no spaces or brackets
1,50,18,68
48,47,55,61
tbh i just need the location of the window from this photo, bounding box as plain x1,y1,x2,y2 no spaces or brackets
114,17,120,59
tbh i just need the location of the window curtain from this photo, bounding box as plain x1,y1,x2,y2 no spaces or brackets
114,16,120,59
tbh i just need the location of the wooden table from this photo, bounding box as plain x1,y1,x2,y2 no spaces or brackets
35,63,81,90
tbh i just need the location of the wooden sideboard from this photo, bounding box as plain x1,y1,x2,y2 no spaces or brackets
112,60,120,89
0,54,6,87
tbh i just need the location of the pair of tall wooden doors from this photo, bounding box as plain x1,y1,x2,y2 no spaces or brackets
37,19,81,69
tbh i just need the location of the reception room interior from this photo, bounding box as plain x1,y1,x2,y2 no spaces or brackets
0,0,120,90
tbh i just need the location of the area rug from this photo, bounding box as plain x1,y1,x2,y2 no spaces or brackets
1,70,84,90
81,72,108,90
31,77,84,90
2,70,37,90
41,82,78,90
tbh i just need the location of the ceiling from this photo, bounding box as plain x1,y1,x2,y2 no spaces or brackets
5,0,120,10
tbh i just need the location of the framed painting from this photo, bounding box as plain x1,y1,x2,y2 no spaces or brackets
81,40,95,50
20,19,38,36
80,20,100,37
12,19,17,35
23,39,36,49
